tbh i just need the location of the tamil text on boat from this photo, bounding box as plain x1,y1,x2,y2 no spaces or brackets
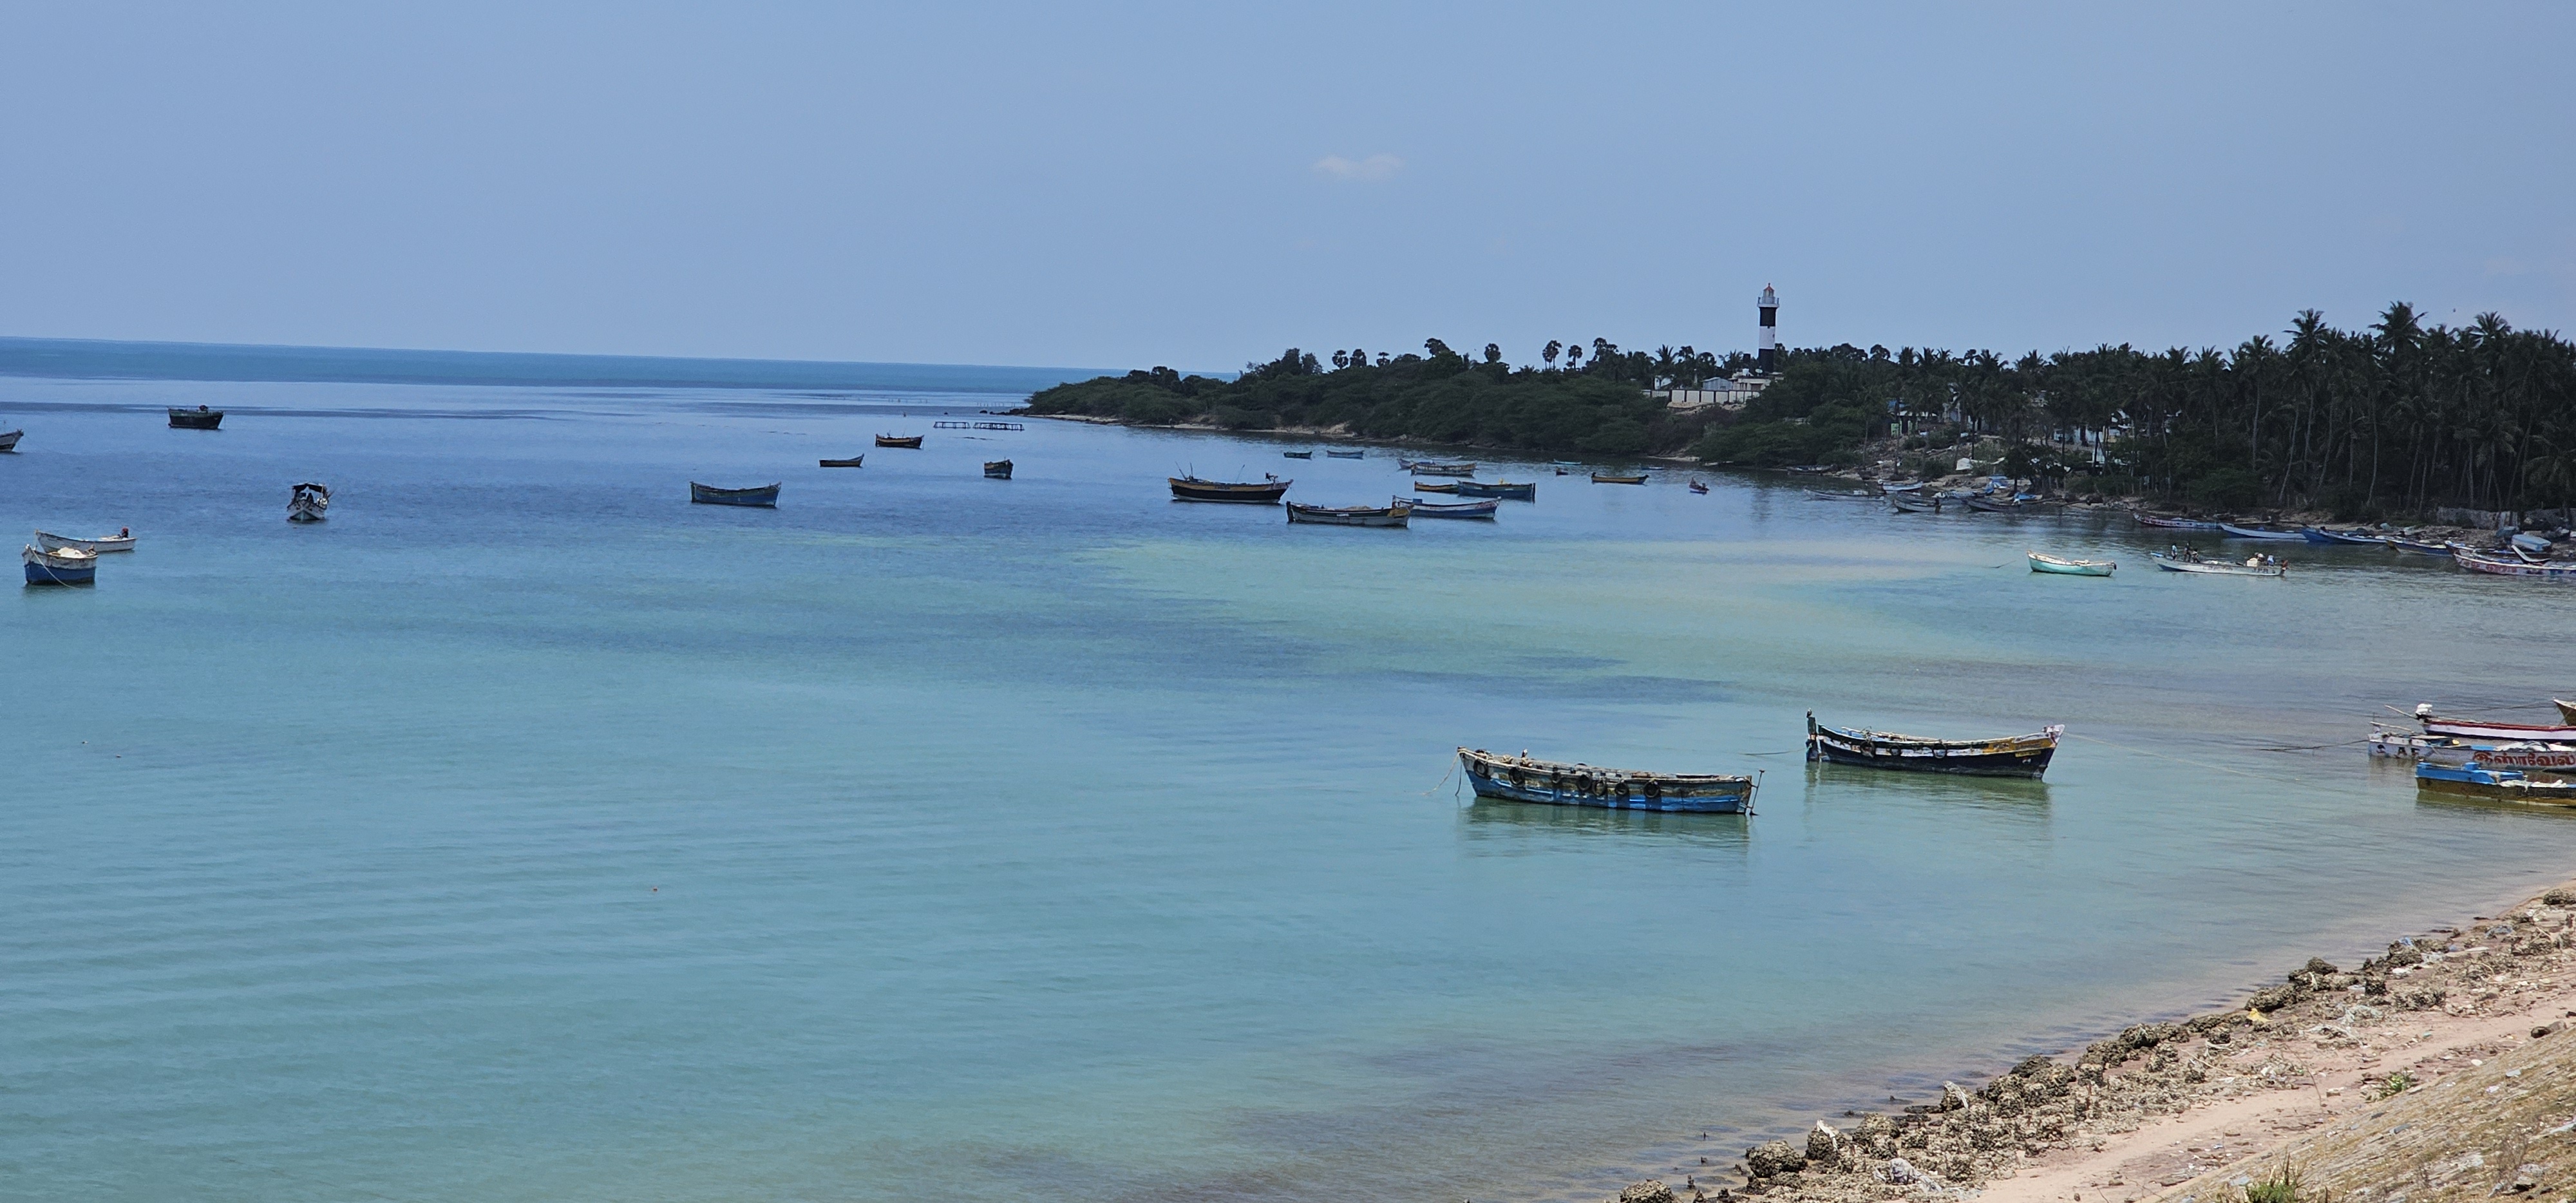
2414,761,2576,806
690,481,781,507
819,455,865,468
36,529,135,553
1453,480,1536,500
1458,747,1755,814
983,459,1013,478
1805,712,2061,778
1285,500,1410,527
2028,551,2114,576
1170,475,1289,504
1399,496,1497,519
2452,547,2576,580
2371,726,2576,772
1592,472,1647,485
875,434,924,448
168,406,223,430
24,544,96,585
289,482,331,522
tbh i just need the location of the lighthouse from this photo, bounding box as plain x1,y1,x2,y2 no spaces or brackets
1756,285,1779,375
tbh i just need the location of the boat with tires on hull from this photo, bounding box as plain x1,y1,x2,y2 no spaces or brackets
24,544,96,585
1806,712,2062,778
1457,746,1755,814
1170,475,1289,504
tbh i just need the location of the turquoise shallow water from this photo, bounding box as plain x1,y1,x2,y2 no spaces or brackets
5,369,2575,1203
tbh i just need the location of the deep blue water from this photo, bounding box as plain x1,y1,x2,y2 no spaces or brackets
3,365,2572,1203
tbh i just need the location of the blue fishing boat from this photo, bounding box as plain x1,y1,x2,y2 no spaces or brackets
2302,527,2390,545
1806,712,2061,777
1325,450,1364,459
24,544,96,585
2414,760,2576,806
1398,495,1498,518
1458,747,1755,814
690,482,781,507
1454,480,1537,500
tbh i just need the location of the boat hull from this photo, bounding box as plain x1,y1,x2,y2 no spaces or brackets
167,408,223,430
983,460,1013,478
2136,513,2224,530
819,457,866,468
1806,714,2060,778
0,429,19,451
874,435,923,448
2414,761,2576,806
690,482,781,507
2218,523,2306,540
34,531,135,553
23,546,96,585
1410,480,1459,493
1325,450,1363,459
1452,481,1535,500
1170,477,1288,504
1458,748,1753,814
2418,715,2576,743
1282,451,1312,459
2151,553,2285,576
2029,553,2113,576
1401,497,1497,518
2453,549,2576,580
1285,502,1409,527
1592,473,1647,484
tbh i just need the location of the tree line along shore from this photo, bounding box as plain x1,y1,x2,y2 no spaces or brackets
1023,305,2576,522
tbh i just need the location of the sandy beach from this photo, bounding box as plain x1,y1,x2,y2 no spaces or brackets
1600,879,2576,1203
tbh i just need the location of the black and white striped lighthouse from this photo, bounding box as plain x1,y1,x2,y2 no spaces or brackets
1756,285,1779,375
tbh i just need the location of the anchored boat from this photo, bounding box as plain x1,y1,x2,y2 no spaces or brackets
35,529,135,553
1325,450,1364,459
2151,550,2286,577
1806,712,2061,778
1457,747,1755,814
288,482,330,522
819,455,866,468
1399,496,1497,519
2136,513,2224,530
690,482,781,507
983,459,1014,479
168,406,223,430
875,434,924,448
0,429,19,451
2452,548,2576,580
2028,552,2114,576
23,544,96,585
1285,501,1410,527
2218,522,2306,540
1170,475,1289,504
1592,472,1647,485
1410,480,1459,493
1282,450,1312,459
1453,480,1536,500
2414,761,2576,806
1406,460,1476,477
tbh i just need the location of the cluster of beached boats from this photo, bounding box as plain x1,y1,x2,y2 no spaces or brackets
2372,702,2576,807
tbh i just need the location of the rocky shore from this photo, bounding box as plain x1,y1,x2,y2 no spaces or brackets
1605,882,2576,1203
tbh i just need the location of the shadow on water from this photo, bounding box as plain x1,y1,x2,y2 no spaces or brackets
1457,799,1752,851
1799,762,2053,820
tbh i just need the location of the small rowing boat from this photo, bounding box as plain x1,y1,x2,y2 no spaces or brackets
1410,480,1459,494
983,459,1014,479
1454,480,1536,500
2218,522,2306,540
690,482,781,507
1282,450,1312,459
2304,527,2389,545
1170,475,1289,504
168,406,223,430
819,455,865,468
1965,495,2047,514
875,434,924,448
2150,551,2284,576
1889,495,1939,514
288,482,331,522
1405,460,1476,477
2414,761,2576,806
24,544,97,585
1325,450,1363,459
1806,712,2061,778
2136,513,2224,530
1399,495,1497,519
1458,747,1755,813
35,529,135,553
2391,538,2454,556
1592,472,1647,485
2028,552,2114,576
1688,480,1708,495
1285,500,1410,527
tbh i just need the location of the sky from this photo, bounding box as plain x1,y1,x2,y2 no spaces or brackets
1,2,2571,372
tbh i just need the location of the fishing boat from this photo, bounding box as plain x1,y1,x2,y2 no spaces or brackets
1407,461,1476,477
35,529,135,553
1881,480,1924,493
2452,547,2576,580
1888,495,1939,514
1688,480,1709,495
874,434,924,448
819,455,866,468
690,482,781,507
1806,712,2061,778
1592,472,1647,485
2414,761,2576,806
1964,495,2048,514
2136,513,2224,530
23,544,96,585
1282,450,1312,459
2391,538,2454,556
1170,475,1289,504
168,406,223,430
1454,480,1536,500
0,429,19,451
2217,522,2306,540
2028,552,2114,576
983,459,1013,479
1285,500,1410,527
2304,527,2391,545
1806,488,1879,501
2372,728,2576,772
2557,698,2576,725
1410,480,1459,494
288,482,331,522
1399,496,1497,519
2514,532,2557,554
1457,747,1756,814
1325,450,1364,459
2150,550,2286,577
2410,705,2576,743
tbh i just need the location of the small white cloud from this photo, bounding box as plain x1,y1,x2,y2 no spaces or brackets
1312,153,1403,182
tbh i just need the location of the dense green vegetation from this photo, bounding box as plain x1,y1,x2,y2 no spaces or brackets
1025,339,1724,457
1036,305,2576,516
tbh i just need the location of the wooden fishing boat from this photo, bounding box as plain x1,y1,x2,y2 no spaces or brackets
1881,480,1924,493
2304,527,2390,546
1593,472,1647,485
1399,496,1497,519
2557,698,2576,725
874,434,924,448
1325,450,1364,459
24,544,97,585
819,455,866,468
1282,450,1312,459
1410,480,1459,493
1457,747,1755,814
1806,712,2061,778
1888,495,1939,514
1688,480,1709,495
1964,495,2048,514
2414,761,2576,806
1454,480,1536,500
2218,522,2305,540
1171,475,1289,503
690,481,781,507
2028,552,2114,576
983,459,1013,479
2376,730,2576,772
2136,513,2224,530
1407,461,1476,477
2150,551,2285,576
36,529,135,553
1285,500,1410,527
2412,705,2576,743
288,482,331,522
1806,488,1879,501
2452,547,2576,580
0,429,20,451
168,406,223,430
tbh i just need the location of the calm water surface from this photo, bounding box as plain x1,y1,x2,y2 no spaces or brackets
4,370,2573,1203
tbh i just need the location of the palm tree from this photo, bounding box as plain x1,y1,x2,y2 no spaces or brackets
1543,340,1562,369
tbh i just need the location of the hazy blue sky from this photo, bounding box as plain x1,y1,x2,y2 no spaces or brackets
3,3,2569,370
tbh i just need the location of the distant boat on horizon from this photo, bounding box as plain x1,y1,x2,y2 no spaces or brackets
690,481,780,507
168,406,222,430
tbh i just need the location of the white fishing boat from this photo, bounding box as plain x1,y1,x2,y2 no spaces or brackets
2027,552,2114,576
35,529,135,553
2151,550,2285,577
289,482,331,522
24,544,97,585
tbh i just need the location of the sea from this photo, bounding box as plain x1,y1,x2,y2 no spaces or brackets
5,340,2573,1203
